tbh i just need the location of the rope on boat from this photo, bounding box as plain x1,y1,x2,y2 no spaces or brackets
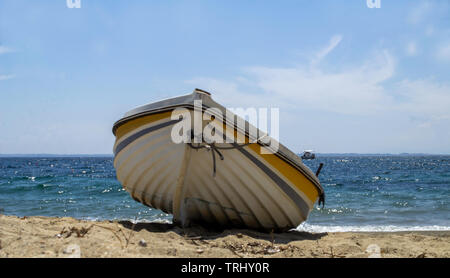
187,141,254,177
187,130,261,177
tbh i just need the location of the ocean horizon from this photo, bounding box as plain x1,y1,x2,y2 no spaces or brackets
0,154,448,233
1,153,449,157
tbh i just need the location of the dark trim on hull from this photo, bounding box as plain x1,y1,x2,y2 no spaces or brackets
114,119,182,155
235,144,310,219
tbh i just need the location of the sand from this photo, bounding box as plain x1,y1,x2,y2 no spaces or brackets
0,214,448,258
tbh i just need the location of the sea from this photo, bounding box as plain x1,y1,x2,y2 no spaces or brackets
0,155,448,232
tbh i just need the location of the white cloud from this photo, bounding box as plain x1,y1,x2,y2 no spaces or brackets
396,79,450,119
311,35,343,66
425,25,435,36
186,77,275,109
0,46,15,55
407,1,450,26
0,74,15,81
406,42,418,56
244,52,395,115
407,1,434,24
189,47,395,115
436,42,450,62
0,46,16,81
187,35,450,124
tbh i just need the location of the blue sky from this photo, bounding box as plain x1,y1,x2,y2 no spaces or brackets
0,0,449,154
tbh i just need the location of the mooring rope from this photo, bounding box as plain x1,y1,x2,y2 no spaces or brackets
187,130,260,177
187,141,254,177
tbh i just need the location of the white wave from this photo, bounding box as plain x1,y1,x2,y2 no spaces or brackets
295,223,450,233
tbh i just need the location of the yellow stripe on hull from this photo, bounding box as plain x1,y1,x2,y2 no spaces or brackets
114,111,319,205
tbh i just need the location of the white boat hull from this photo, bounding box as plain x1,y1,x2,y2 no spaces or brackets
113,90,324,231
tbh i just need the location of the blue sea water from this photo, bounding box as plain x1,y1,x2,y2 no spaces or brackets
0,155,448,232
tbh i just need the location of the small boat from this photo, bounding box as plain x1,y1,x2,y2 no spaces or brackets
301,150,316,160
112,89,324,231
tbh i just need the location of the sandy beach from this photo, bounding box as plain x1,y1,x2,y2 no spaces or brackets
0,214,448,258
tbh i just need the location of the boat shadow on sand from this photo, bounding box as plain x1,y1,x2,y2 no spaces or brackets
118,220,326,244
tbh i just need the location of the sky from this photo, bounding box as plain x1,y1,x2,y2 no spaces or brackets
0,0,449,154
